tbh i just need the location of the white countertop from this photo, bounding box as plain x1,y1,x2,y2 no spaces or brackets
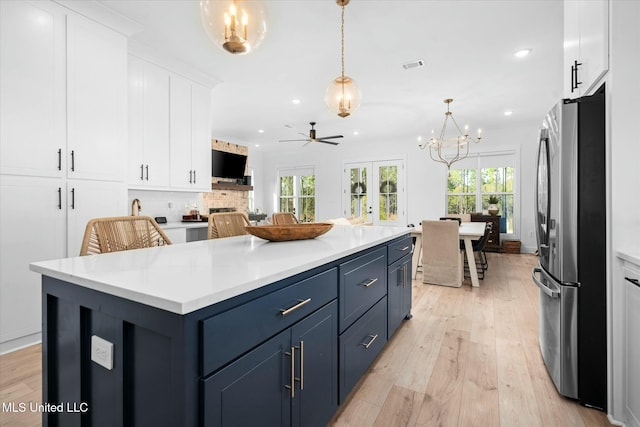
30,225,409,315
161,221,208,230
616,249,640,267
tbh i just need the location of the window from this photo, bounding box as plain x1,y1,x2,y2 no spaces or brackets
446,152,517,235
278,167,315,222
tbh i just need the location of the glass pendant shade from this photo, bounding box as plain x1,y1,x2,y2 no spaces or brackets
325,75,362,118
200,0,267,55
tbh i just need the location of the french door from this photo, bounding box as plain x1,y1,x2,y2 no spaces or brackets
343,160,405,226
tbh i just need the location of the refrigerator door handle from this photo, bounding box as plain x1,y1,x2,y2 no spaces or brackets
532,267,560,298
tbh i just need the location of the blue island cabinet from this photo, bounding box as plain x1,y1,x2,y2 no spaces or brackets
387,237,413,338
38,233,411,427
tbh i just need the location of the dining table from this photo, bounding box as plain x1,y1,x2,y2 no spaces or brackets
411,221,487,287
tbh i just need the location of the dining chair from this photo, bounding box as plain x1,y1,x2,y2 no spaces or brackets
444,213,471,222
80,216,172,256
271,212,299,225
208,212,251,239
421,220,463,287
464,222,492,279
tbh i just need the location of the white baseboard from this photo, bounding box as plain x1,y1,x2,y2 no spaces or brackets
0,332,41,355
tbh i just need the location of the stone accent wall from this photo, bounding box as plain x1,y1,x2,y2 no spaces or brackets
202,139,250,214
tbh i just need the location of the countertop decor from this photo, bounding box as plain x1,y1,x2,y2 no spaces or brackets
245,222,333,241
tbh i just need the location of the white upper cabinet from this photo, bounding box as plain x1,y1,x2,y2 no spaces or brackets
0,1,66,177
127,56,171,188
170,75,213,192
67,13,127,182
563,0,609,98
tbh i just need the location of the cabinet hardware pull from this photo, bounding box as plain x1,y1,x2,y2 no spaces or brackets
70,188,75,210
280,298,311,316
298,341,304,390
189,170,193,184
397,246,410,252
403,264,407,288
361,334,378,349
57,187,62,210
57,149,62,171
193,170,196,184
285,346,295,398
145,165,149,181
626,277,640,288
140,164,144,181
362,278,378,288
70,150,75,172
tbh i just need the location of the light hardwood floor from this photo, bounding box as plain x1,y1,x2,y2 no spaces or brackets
0,253,611,426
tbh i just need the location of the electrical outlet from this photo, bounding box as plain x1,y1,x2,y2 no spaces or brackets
168,201,173,209
91,335,113,370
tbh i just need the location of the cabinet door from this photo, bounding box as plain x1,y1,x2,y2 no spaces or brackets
66,180,126,257
387,254,411,338
0,0,66,177
128,56,145,185
0,175,65,343
191,82,213,191
142,61,171,187
67,12,126,182
578,0,609,95
624,267,640,427
202,329,291,427
169,75,193,189
291,301,338,427
563,0,581,98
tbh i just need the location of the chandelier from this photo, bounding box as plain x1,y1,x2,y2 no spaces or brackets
200,0,267,55
418,98,482,169
325,0,361,118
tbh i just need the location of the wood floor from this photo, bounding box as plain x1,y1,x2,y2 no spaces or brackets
0,253,611,426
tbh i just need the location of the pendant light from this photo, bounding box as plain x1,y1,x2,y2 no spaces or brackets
325,0,361,118
200,0,267,55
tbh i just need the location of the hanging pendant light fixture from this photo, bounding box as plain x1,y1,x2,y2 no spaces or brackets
418,99,482,169
325,0,361,118
200,0,267,55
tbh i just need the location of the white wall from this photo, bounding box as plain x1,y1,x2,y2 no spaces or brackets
254,122,542,253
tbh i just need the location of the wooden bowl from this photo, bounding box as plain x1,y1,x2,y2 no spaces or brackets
245,223,334,242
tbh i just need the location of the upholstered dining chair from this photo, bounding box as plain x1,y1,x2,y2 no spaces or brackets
421,220,463,287
444,213,471,223
80,216,172,256
271,212,299,225
208,212,251,239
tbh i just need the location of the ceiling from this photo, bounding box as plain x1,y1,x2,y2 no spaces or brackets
98,0,564,151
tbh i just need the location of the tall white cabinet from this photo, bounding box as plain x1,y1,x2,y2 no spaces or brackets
622,260,640,427
0,1,127,350
563,0,609,98
127,54,213,192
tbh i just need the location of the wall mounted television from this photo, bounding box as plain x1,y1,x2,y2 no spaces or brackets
211,150,247,180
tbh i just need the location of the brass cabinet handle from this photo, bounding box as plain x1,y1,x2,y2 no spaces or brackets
280,298,311,316
361,334,378,349
299,341,304,390
362,278,378,288
285,346,295,398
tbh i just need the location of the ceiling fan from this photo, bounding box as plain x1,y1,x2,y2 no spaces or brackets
278,122,343,146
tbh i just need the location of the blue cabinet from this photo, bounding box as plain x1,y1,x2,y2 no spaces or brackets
387,253,412,338
203,301,337,427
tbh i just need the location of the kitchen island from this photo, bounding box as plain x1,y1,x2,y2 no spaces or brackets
30,225,413,427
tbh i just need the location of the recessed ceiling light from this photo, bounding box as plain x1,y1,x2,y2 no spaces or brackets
514,48,532,58
291,99,301,104
255,144,260,147
257,129,264,133
353,131,359,136
504,110,513,116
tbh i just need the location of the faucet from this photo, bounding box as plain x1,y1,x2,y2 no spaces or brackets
131,198,142,216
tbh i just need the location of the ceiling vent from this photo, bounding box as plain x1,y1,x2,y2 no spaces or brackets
402,59,425,70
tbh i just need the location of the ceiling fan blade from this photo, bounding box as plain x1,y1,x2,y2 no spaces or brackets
318,140,340,146
278,138,310,142
316,135,343,140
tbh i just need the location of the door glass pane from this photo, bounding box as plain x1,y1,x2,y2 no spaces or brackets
299,175,315,222
378,166,398,222
279,176,294,214
349,167,368,222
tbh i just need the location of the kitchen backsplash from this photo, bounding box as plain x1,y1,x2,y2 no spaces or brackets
128,190,203,222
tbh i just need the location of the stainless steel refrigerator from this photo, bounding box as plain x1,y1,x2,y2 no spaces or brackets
532,85,606,410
